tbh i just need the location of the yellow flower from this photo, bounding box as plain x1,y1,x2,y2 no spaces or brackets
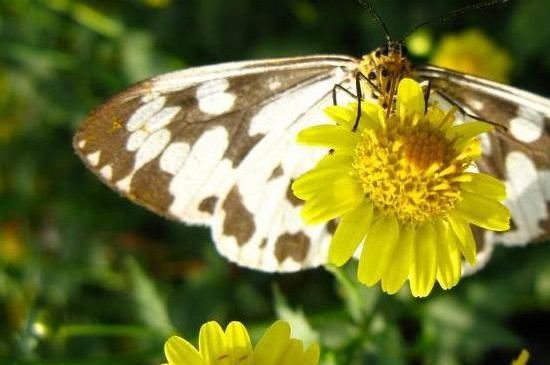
293,78,510,297
511,349,530,365
161,320,319,365
405,29,433,57
431,28,513,83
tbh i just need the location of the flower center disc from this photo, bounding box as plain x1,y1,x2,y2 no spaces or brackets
353,119,462,226
402,131,447,171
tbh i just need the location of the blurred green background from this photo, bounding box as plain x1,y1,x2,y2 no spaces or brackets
1,0,550,364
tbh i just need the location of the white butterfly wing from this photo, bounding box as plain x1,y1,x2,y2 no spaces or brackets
74,55,358,272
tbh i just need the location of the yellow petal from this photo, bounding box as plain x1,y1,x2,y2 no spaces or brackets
225,321,253,365
381,225,414,295
456,190,510,231
292,163,352,200
410,223,437,297
426,106,445,125
447,213,476,266
511,349,530,365
435,220,461,290
451,121,493,149
253,321,291,365
358,216,399,286
437,107,457,131
303,343,320,365
198,321,229,365
296,125,359,153
460,172,506,201
279,339,304,365
461,139,482,159
300,177,364,225
315,151,353,167
165,336,205,365
329,200,374,266
359,101,386,131
325,102,384,132
397,78,425,120
324,105,355,127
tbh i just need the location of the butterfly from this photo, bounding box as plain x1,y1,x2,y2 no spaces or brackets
73,4,550,273
73,42,550,274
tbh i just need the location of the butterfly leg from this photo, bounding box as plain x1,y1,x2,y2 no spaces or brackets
329,84,358,156
421,79,432,113
435,90,507,130
331,83,357,106
353,72,381,132
421,81,498,126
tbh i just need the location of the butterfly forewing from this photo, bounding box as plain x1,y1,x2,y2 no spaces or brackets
74,55,358,272
415,65,550,268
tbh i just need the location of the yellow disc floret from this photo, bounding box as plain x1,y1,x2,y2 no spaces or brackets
353,111,467,226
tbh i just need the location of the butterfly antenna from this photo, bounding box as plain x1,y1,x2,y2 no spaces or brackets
401,0,512,42
359,0,392,41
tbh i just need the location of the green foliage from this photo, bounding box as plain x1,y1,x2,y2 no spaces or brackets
1,0,549,364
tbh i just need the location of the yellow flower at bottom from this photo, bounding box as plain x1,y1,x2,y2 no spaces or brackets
293,78,510,297
161,320,319,365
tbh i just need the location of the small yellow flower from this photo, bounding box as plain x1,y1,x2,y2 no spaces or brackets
293,78,510,297
431,28,513,83
161,320,319,365
511,349,530,365
405,29,433,57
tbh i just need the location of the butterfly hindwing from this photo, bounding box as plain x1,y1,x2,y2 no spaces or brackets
74,55,357,271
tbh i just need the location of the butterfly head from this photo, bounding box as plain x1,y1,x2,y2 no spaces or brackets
358,41,412,110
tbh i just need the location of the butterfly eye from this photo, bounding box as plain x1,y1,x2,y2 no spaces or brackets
381,45,389,56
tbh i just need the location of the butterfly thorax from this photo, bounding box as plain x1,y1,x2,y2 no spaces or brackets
358,41,412,111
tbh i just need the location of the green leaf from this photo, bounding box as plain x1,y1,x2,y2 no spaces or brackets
126,257,174,336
